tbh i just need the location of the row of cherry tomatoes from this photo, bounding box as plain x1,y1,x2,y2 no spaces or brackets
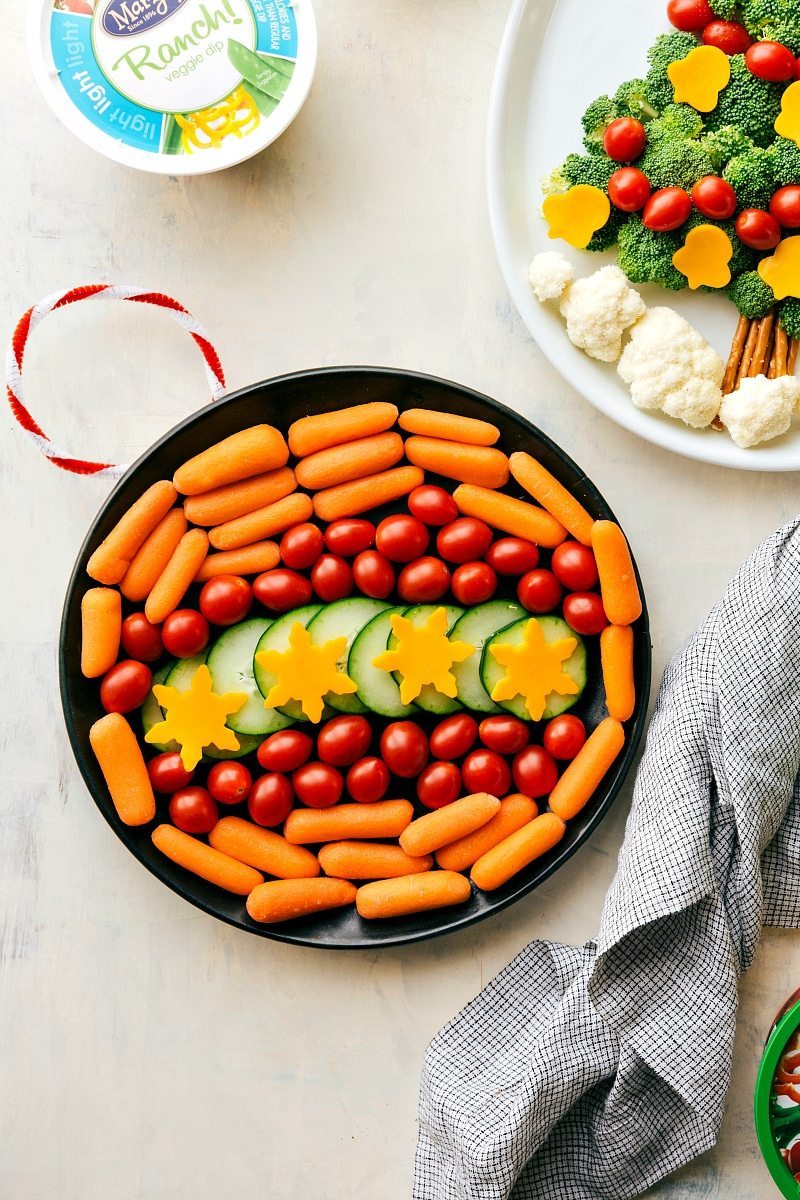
668,0,800,80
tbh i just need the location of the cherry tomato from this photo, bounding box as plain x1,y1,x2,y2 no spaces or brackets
279,523,324,570
100,660,153,713
375,514,430,562
257,729,313,773
207,760,252,805
551,541,599,591
398,557,451,603
311,554,353,602
563,591,609,635
417,762,462,809
518,568,562,614
452,561,497,605
512,746,559,798
253,568,313,613
346,756,390,803
199,575,252,626
161,609,209,658
666,0,713,31
462,748,511,797
608,167,652,213
380,721,429,777
147,751,194,794
642,186,692,232
119,614,162,664
745,39,795,81
795,56,800,81
543,714,587,761
353,550,395,599
292,761,344,808
735,207,781,250
429,713,479,760
248,773,293,826
691,175,737,220
316,714,372,767
770,185,800,228
324,519,376,557
702,19,752,54
169,786,218,834
436,517,493,564
408,484,458,527
478,715,530,755
602,117,647,163
485,537,539,576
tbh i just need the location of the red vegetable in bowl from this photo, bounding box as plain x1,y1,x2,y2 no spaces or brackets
642,187,692,232
199,575,252,626
608,167,652,213
745,40,796,81
602,117,647,163
667,0,713,31
100,660,153,713
735,208,781,250
702,19,752,54
691,175,737,221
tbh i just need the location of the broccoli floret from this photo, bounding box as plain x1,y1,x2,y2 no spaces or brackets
770,136,800,186
723,146,776,209
562,152,617,189
637,137,713,189
644,31,698,111
705,54,784,147
541,163,569,197
740,0,800,54
779,297,800,337
647,103,704,143
709,0,741,17
586,206,630,252
616,216,686,289
727,270,776,317
682,210,757,275
700,125,755,171
613,78,659,121
582,94,618,153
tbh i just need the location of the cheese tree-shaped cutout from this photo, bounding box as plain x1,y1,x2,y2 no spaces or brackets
255,621,358,723
673,225,733,290
759,236,800,300
145,664,246,770
667,45,729,112
373,607,474,706
542,185,611,250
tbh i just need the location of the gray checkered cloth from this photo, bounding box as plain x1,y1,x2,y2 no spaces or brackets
414,517,800,1199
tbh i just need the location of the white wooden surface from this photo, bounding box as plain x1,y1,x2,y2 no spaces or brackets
2,3,799,1197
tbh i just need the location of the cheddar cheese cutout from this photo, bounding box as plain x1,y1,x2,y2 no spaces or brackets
372,607,474,706
775,81,800,147
255,622,358,723
667,45,730,112
146,664,246,771
672,224,733,290
542,185,611,250
488,618,578,722
758,236,800,300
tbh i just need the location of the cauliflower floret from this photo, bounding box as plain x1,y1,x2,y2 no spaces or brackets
719,374,800,448
558,265,647,363
617,307,723,428
528,251,574,302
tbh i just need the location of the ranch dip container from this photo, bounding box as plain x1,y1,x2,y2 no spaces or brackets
755,988,800,1197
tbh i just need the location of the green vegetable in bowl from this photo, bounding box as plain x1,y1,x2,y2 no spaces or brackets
638,137,712,190
779,297,800,339
701,124,755,171
728,271,776,318
643,31,697,111
737,0,800,55
613,78,659,122
704,55,784,148
616,217,686,290
581,94,618,153
563,152,618,189
723,146,777,209
770,136,800,186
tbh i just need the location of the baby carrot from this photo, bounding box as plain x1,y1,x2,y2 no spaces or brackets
284,800,414,845
312,466,424,522
209,493,313,552
453,484,566,548
508,452,595,545
318,841,433,880
209,816,319,879
120,509,187,602
399,793,501,858
600,625,636,721
398,408,500,446
405,436,509,489
591,521,642,626
86,480,177,584
173,425,289,496
194,541,280,581
435,794,537,872
89,713,155,826
356,872,471,919
183,467,297,527
152,824,263,895
247,878,356,924
288,402,398,458
81,587,122,678
471,812,566,892
144,528,209,624
295,432,404,490
548,717,625,821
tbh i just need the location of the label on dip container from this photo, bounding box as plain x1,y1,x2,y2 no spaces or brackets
30,0,316,174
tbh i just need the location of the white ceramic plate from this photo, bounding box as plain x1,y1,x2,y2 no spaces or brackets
487,0,800,471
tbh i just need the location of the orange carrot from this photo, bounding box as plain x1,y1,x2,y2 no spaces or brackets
508,452,595,545
548,717,625,821
247,878,356,924
295,432,404,490
81,587,122,678
209,816,319,879
398,408,500,446
89,713,155,826
453,484,566,548
194,541,280,581
183,467,297,526
288,402,399,458
591,521,642,626
600,625,636,721
356,872,471,919
318,841,433,880
399,793,501,858
284,800,414,845
120,509,187,602
471,813,566,892
173,425,288,496
405,436,509,489
435,794,537,872
312,466,424,522
152,824,263,895
209,493,313,552
144,528,209,624
86,480,177,584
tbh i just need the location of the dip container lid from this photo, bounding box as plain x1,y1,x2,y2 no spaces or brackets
755,993,800,1198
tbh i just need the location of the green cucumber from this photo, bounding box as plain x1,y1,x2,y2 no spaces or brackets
165,653,207,691
450,600,527,714
348,607,417,718
480,616,587,721
207,618,292,736
387,604,464,715
142,657,261,759
306,598,392,713
141,662,177,752
253,604,326,722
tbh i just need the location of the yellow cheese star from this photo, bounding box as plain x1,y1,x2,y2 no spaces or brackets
667,45,730,112
758,236,800,300
775,80,800,147
542,185,611,250
255,621,357,723
145,664,246,771
488,619,578,722
372,607,474,706
672,224,733,289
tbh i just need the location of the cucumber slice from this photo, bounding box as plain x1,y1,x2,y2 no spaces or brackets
207,618,292,736
387,604,464,715
165,653,207,690
450,600,527,714
253,604,326,722
141,662,177,752
143,658,261,758
480,616,587,721
348,607,417,718
306,599,392,713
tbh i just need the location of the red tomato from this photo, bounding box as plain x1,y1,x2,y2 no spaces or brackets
380,721,429,778
324,519,376,557
512,746,558,798
353,550,395,599
398,556,451,603
436,517,493,564
563,592,608,635
702,19,752,53
608,167,652,213
311,554,354,602
518,568,562,614
207,761,252,805
408,484,458,527
161,609,209,658
280,523,324,570
551,541,599,591
789,1141,800,1175
602,117,647,163
257,729,313,773
462,748,511,797
169,786,218,834
199,575,252,626
642,186,692,232
735,207,781,249
429,713,479,760
691,175,737,220
100,660,153,713
417,762,462,809
316,714,372,766
543,714,587,761
745,40,795,81
253,568,313,613
121,612,163,662
770,185,800,228
795,56,800,80
666,0,713,31
375,514,430,562
248,773,294,826
478,715,530,755
452,561,497,605
485,537,539,576
346,756,390,803
292,762,344,808
147,751,194,794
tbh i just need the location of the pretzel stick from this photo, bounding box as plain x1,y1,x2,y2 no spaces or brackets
723,315,750,394
749,312,775,377
789,338,799,374
771,326,788,378
736,317,760,386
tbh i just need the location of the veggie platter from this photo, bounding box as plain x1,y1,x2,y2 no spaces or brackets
60,368,651,948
